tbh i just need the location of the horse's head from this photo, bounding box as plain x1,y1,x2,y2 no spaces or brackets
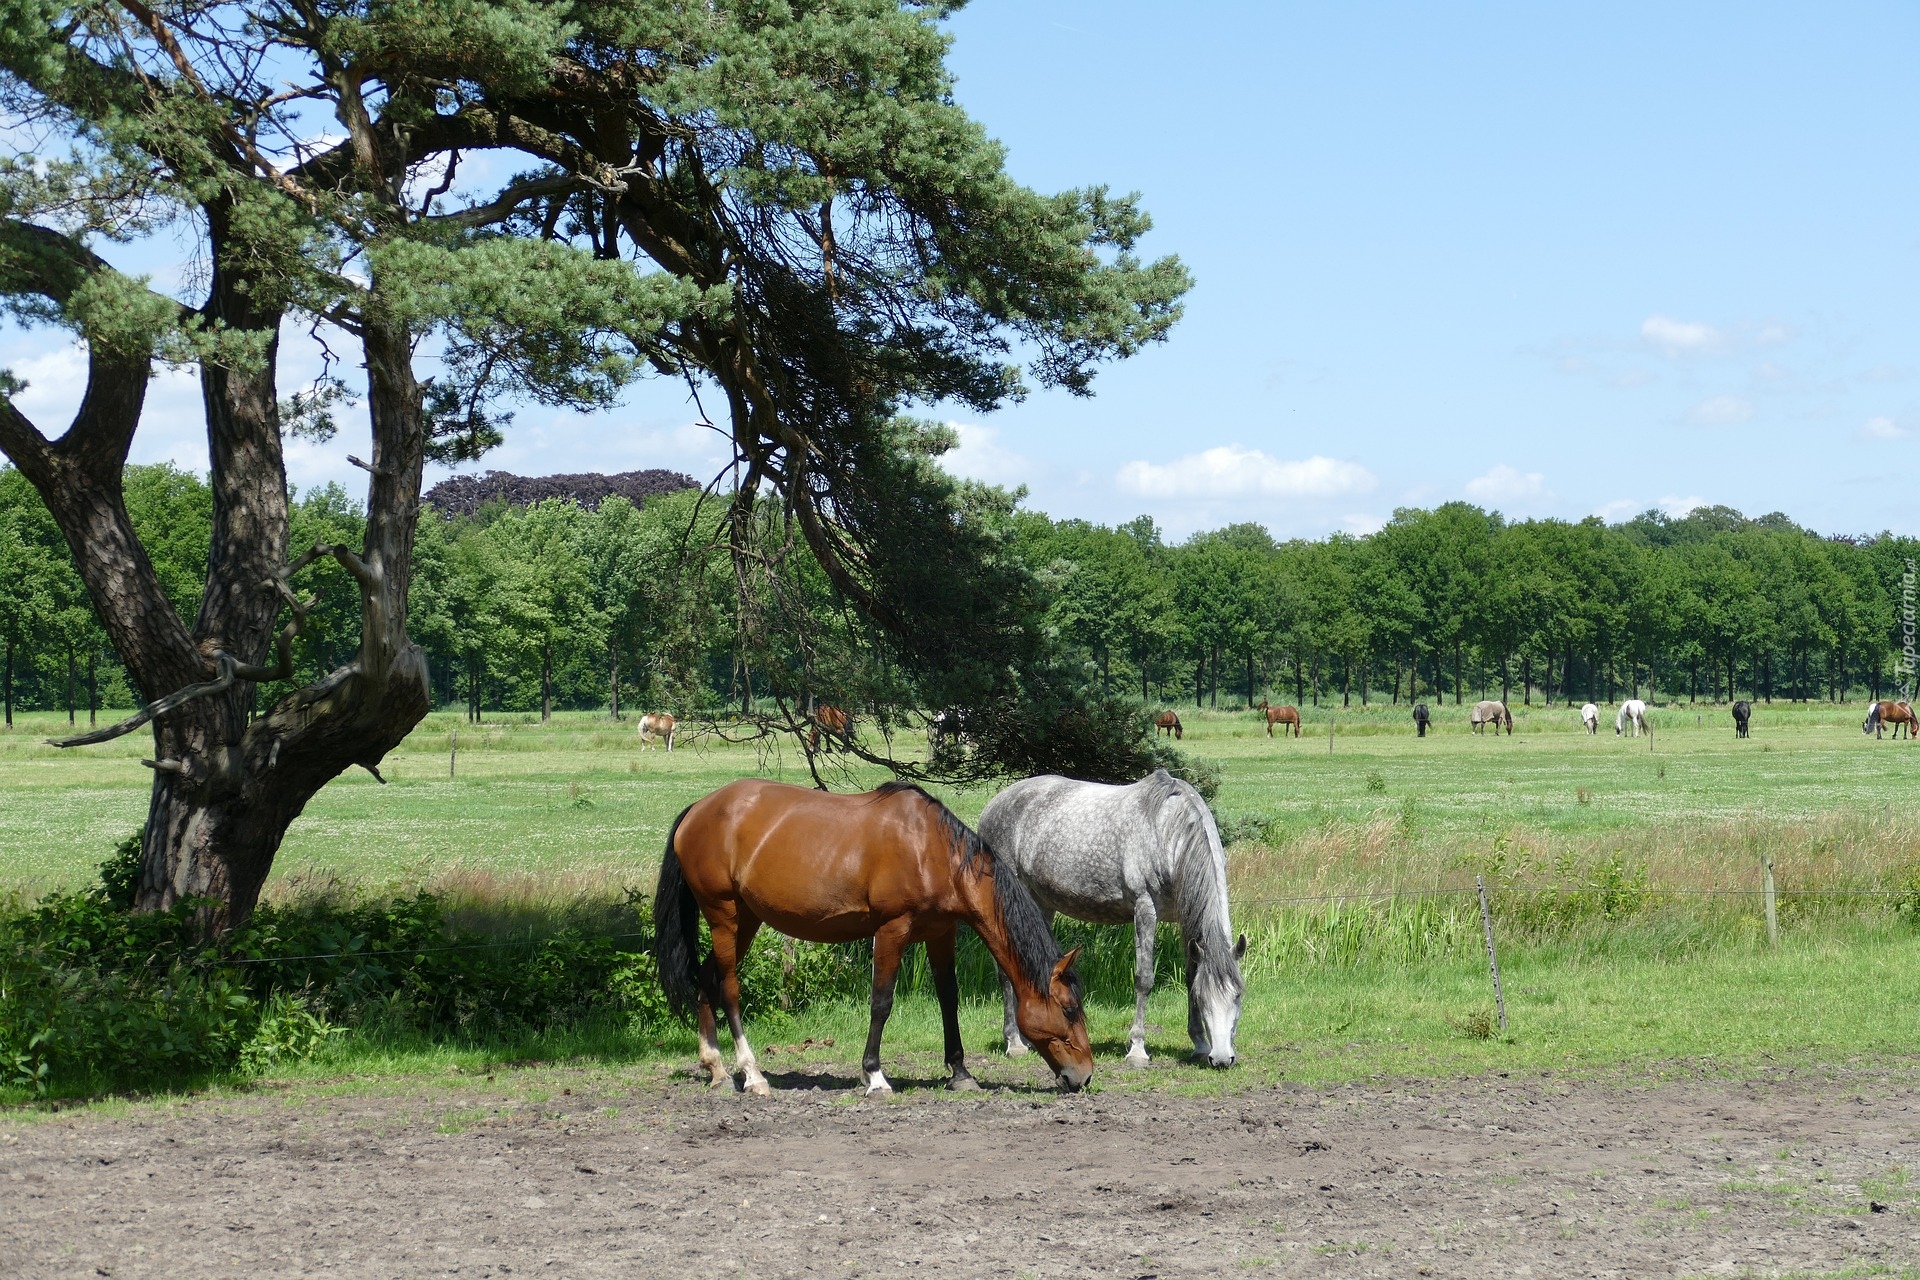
1189,933,1248,1068
1254,698,1268,712
1864,707,1879,734
1013,949,1094,1091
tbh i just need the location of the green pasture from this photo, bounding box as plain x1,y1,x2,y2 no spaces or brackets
4,698,1918,1097
0,698,1909,894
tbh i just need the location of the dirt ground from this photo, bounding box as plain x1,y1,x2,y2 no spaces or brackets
5,1054,1918,1279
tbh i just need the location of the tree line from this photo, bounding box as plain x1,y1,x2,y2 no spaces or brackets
9,464,1915,725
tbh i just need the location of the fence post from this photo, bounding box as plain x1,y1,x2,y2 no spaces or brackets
1763,851,1778,950
1476,875,1507,1033
1328,714,1334,754
450,726,458,779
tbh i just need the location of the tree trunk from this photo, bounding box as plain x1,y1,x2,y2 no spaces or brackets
3,636,10,727
66,642,75,725
610,639,621,719
87,648,96,727
1522,655,1532,706
541,640,552,721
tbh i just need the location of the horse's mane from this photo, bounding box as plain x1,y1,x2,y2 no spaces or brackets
1137,770,1243,1002
871,781,1083,1013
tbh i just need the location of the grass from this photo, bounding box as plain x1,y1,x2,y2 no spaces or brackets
4,697,1919,1097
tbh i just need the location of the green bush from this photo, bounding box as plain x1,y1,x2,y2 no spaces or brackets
0,844,889,1098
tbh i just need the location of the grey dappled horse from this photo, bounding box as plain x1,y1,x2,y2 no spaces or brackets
1580,702,1600,735
978,769,1246,1068
1616,699,1648,737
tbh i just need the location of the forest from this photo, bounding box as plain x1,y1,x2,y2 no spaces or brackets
5,462,1914,727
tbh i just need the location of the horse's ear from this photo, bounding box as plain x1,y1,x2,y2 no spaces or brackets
1052,948,1081,984
1234,933,1248,960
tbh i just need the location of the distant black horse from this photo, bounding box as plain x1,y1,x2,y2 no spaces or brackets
1732,701,1751,738
1412,704,1431,738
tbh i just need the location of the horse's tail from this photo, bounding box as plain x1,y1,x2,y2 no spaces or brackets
652,804,702,1019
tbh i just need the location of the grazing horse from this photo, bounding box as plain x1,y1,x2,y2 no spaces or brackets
638,712,676,751
807,704,852,751
1253,698,1301,738
1732,701,1752,738
1154,710,1183,740
1616,699,1649,737
1412,703,1431,737
927,709,964,756
1864,700,1918,740
980,770,1246,1068
655,779,1093,1095
1580,702,1599,735
1469,700,1512,735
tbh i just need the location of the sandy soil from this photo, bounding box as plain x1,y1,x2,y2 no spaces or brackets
4,1055,1918,1279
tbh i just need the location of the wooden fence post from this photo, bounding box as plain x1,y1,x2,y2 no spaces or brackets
1476,875,1507,1033
450,726,458,779
1763,851,1778,950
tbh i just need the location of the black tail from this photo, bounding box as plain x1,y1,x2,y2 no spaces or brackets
653,805,702,1018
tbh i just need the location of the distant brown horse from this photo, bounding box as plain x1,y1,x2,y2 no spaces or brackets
654,779,1093,1095
808,704,852,751
1154,710,1183,740
1253,698,1301,738
637,711,676,751
1864,700,1918,740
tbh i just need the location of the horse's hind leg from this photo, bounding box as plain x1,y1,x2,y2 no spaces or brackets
926,927,979,1091
1127,897,1159,1066
712,910,770,1095
861,918,913,1094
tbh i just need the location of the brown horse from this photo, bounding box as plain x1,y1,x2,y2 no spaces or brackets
654,779,1093,1096
808,703,852,751
1154,710,1183,740
1253,698,1301,738
637,711,676,751
1864,700,1918,740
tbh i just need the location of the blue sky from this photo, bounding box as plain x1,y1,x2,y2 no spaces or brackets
7,1,1915,540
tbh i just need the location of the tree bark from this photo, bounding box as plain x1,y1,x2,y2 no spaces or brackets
3,636,10,727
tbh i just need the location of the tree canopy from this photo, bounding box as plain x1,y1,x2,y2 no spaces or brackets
0,0,1189,926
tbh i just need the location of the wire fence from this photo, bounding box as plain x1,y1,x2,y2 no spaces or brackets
197,882,1913,968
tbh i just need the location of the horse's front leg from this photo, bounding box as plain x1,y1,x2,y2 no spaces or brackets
1128,896,1159,1066
862,917,913,1095
926,927,980,1091
1000,908,1057,1057
1183,935,1208,1059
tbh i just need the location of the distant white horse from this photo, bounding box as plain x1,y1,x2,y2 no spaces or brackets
1580,702,1599,735
1616,699,1648,737
638,711,676,751
979,770,1246,1068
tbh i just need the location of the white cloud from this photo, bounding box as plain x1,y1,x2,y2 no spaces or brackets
1687,394,1753,426
1592,497,1643,522
1860,415,1909,441
937,422,1034,487
1115,446,1375,499
1339,512,1386,535
1756,322,1793,346
1463,464,1547,505
1641,314,1722,355
1660,494,1712,517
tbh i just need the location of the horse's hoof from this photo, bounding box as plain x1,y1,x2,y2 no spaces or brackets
744,1078,772,1098
947,1074,982,1092
706,1070,732,1089
1124,1049,1150,1070
1004,1041,1030,1058
861,1069,893,1097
